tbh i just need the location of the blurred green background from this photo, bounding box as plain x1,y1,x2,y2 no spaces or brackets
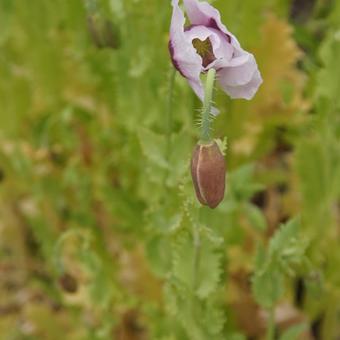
0,0,339,339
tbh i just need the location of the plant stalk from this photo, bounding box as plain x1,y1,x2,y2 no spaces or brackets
166,69,176,163
266,307,275,340
200,68,216,144
192,221,201,290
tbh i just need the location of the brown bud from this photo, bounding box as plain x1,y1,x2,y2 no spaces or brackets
103,20,121,50
87,15,121,50
191,141,226,209
59,273,78,294
87,15,104,48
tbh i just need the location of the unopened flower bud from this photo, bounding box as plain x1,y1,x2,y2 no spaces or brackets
191,141,226,209
87,15,121,50
59,273,78,293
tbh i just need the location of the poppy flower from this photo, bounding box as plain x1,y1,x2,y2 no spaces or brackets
169,0,262,112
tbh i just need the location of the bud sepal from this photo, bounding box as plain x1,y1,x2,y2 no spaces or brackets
191,141,226,209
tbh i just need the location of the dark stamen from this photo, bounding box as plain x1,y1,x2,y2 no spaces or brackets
192,38,216,67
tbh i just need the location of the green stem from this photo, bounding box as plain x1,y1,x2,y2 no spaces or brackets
166,69,176,163
189,208,204,340
192,220,201,290
84,0,97,13
266,307,275,340
163,69,176,189
200,68,216,144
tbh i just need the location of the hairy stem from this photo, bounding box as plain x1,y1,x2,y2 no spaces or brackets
200,68,216,144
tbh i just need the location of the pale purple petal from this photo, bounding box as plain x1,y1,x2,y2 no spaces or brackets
206,29,233,70
213,30,263,99
218,68,263,100
183,0,230,36
169,0,204,101
184,25,212,44
218,53,257,87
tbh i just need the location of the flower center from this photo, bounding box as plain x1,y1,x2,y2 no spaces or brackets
192,38,216,68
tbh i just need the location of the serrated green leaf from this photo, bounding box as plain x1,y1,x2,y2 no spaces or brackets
164,282,180,317
214,137,228,156
228,164,264,201
295,140,329,217
252,218,309,308
254,242,267,272
196,243,222,299
269,218,299,256
316,31,340,107
138,127,167,168
252,267,284,308
167,132,191,186
172,229,222,299
279,323,307,340
202,295,226,336
146,235,173,278
228,334,247,340
245,203,267,231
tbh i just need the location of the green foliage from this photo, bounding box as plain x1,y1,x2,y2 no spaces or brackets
252,219,309,309
172,228,223,299
279,323,308,340
0,0,339,339
167,226,226,338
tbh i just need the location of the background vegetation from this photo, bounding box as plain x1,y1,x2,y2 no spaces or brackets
0,0,339,339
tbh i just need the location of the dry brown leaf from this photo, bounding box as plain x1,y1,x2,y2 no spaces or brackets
253,13,308,116
231,14,309,158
